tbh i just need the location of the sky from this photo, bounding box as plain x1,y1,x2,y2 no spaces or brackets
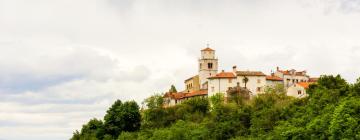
0,0,360,139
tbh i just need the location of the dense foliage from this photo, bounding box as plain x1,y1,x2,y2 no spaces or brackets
71,75,360,140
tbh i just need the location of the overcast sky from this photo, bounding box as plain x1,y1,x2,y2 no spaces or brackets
1,0,360,139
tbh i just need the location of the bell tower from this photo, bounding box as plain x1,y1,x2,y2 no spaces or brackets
199,46,218,89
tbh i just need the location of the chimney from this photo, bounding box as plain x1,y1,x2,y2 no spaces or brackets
233,65,237,73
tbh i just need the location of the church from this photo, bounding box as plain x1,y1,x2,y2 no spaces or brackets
163,47,318,107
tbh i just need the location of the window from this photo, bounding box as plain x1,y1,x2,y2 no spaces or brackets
298,90,302,95
229,79,232,83
257,79,261,84
257,87,261,92
208,63,213,69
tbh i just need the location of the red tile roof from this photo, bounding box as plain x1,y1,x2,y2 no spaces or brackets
164,90,208,100
297,82,315,89
184,90,208,98
236,71,266,76
208,72,236,79
201,47,215,51
163,92,185,99
278,70,307,76
266,75,283,81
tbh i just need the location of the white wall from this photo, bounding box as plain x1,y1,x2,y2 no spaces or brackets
237,75,266,96
287,84,307,98
266,80,283,87
283,75,309,87
208,78,237,97
198,57,218,87
164,97,177,107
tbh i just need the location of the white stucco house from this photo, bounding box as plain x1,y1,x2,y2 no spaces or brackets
207,70,237,97
274,67,310,88
266,75,284,87
235,69,267,96
287,82,315,98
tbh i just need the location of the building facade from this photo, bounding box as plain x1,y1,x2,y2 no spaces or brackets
162,48,320,107
287,82,314,98
207,71,237,97
184,75,200,93
198,47,218,89
274,67,310,88
235,70,267,96
266,75,284,87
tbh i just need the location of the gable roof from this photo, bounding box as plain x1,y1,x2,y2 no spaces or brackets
236,71,266,76
164,90,208,100
266,75,283,81
297,82,315,89
278,69,307,76
201,47,215,51
184,90,208,98
208,72,236,79
163,92,185,99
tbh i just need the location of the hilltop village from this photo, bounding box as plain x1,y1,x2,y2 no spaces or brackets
163,47,319,107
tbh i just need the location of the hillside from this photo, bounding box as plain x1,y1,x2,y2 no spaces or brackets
70,75,360,140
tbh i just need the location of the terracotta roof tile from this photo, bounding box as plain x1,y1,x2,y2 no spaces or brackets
163,92,185,100
278,69,307,76
164,90,208,100
208,72,236,79
236,71,266,76
184,90,208,98
297,82,315,89
201,47,215,51
266,75,283,81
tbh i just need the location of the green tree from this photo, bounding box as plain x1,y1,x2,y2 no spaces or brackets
71,118,104,140
104,100,141,138
144,94,164,109
169,85,178,93
329,97,360,139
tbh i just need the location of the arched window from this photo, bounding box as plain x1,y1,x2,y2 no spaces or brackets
208,63,213,69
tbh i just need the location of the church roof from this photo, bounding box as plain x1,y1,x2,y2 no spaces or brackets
201,47,215,51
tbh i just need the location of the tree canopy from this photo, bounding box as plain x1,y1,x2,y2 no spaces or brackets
71,75,360,140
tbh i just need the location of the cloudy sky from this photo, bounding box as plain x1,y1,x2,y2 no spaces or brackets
0,0,360,139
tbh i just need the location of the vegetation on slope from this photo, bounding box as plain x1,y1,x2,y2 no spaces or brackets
71,75,360,140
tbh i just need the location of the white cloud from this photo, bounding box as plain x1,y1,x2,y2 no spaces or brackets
1,0,360,139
